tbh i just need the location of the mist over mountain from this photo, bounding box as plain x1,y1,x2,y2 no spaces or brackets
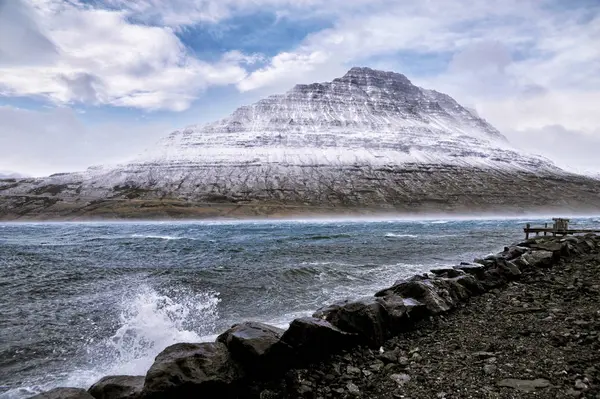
0,171,28,179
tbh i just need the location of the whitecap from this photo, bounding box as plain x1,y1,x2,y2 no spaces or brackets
385,233,418,238
130,234,183,240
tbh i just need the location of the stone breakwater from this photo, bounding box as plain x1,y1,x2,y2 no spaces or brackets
32,234,600,399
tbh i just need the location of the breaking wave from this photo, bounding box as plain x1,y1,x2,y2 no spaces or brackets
1,285,220,399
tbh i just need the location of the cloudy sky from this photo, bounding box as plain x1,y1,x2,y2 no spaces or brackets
0,0,599,177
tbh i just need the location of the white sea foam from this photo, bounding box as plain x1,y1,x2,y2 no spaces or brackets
130,234,184,240
1,285,220,399
385,233,419,238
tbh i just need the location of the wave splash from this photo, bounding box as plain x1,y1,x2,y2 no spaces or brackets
1,285,220,399
91,285,220,377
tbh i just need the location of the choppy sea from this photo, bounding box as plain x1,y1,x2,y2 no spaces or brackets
1,217,599,398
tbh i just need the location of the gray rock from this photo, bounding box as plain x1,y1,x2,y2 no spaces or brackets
517,251,554,268
281,317,358,360
369,360,384,372
389,373,411,386
88,375,144,399
379,349,399,364
483,364,497,375
429,268,465,278
142,342,243,398
259,389,279,399
499,246,529,260
216,321,288,372
497,378,551,392
375,279,455,315
346,382,360,396
451,274,486,296
30,388,95,399
313,298,390,347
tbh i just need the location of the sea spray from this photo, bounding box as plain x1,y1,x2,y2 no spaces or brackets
0,285,220,399
90,284,220,376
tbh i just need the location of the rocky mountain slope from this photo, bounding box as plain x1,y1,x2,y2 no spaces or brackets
1,67,600,219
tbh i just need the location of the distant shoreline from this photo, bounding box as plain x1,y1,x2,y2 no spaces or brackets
1,197,599,222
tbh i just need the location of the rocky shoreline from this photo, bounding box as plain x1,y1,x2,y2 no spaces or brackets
32,234,600,399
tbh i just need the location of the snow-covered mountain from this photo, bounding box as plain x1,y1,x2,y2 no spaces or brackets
134,67,553,172
1,67,600,219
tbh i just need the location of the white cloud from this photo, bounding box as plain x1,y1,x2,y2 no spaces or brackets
0,105,172,176
0,0,249,111
503,125,600,175
0,0,58,66
103,0,387,27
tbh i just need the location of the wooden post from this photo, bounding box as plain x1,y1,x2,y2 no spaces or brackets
544,223,548,236
526,223,530,240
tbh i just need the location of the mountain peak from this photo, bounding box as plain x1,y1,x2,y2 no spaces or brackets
339,66,414,86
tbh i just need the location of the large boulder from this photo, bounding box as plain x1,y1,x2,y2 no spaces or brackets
451,274,486,296
515,250,554,269
429,268,465,278
281,317,359,361
479,268,508,289
142,342,244,399
30,388,95,399
216,321,289,374
495,259,522,277
88,376,144,399
454,263,486,275
313,298,390,347
527,241,563,253
376,295,426,331
498,246,530,261
464,259,520,289
375,279,455,315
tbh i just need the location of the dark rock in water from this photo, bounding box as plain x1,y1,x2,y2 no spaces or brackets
216,321,290,374
30,388,95,399
313,298,390,347
88,375,144,399
281,317,359,360
142,342,243,399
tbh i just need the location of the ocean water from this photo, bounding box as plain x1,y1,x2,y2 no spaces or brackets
1,217,598,398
